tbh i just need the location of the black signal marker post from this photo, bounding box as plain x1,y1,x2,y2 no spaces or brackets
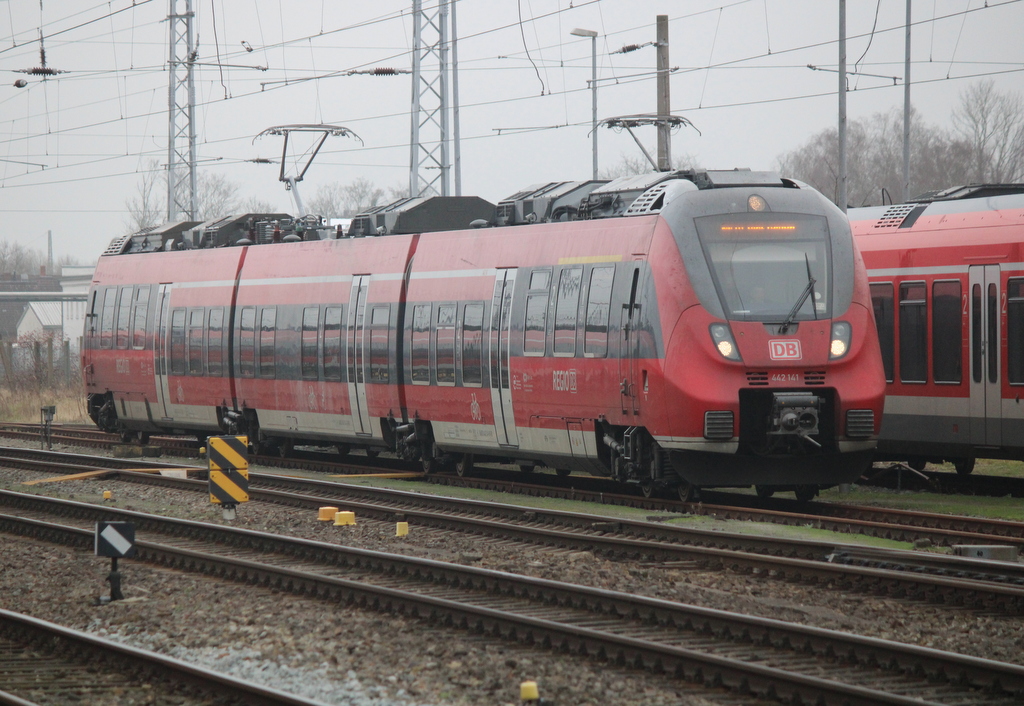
95,521,136,601
207,435,249,520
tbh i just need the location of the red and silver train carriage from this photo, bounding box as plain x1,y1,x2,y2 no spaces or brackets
850,184,1024,475
84,170,885,499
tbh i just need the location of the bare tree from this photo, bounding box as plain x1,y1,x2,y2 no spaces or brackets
951,80,1024,183
341,177,387,216
123,160,164,233
196,172,240,220
237,195,283,214
0,240,44,277
306,181,347,219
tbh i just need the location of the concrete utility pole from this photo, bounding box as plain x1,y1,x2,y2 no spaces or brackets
838,0,847,212
167,0,197,221
570,28,599,179
903,0,912,202
656,15,671,171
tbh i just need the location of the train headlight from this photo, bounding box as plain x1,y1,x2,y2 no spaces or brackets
709,323,741,361
830,321,851,359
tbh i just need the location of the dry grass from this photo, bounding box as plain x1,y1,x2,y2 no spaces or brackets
0,384,91,424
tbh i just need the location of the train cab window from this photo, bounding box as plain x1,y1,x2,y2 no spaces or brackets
207,308,224,376
115,286,133,349
169,308,186,376
554,266,583,356
188,309,204,375
436,304,456,385
932,281,962,384
131,286,150,350
899,282,927,383
369,305,390,383
1008,279,1024,384
412,304,431,384
585,266,615,357
462,303,484,386
323,306,344,381
869,283,894,382
239,307,256,378
259,307,276,378
301,307,319,380
100,287,117,349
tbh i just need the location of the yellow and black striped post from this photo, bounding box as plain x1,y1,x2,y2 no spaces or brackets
207,436,249,513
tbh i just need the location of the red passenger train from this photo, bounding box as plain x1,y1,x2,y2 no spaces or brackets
84,170,885,500
850,184,1024,475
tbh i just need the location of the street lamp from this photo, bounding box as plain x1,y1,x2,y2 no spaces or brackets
571,28,598,180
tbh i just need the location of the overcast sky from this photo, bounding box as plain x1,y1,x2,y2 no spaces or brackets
1,0,1022,266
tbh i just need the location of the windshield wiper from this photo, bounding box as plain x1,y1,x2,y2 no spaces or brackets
779,255,816,334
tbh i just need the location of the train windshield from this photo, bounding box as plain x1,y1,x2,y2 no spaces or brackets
695,212,831,322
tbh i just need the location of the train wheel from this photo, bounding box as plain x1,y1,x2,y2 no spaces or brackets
138,432,150,445
640,482,655,498
755,485,775,499
422,455,438,474
336,444,350,456
794,485,817,502
278,440,293,458
907,459,927,472
676,481,696,503
954,457,975,476
455,454,474,477
119,431,134,444
518,463,536,474
365,448,380,459
555,468,571,478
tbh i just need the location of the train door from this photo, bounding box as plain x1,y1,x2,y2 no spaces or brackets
489,268,518,447
153,284,173,421
348,276,372,436
619,265,641,416
969,265,1001,446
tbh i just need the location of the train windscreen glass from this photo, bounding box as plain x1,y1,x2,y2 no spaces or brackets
695,213,831,322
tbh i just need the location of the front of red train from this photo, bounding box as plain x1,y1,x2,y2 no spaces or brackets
654,175,886,493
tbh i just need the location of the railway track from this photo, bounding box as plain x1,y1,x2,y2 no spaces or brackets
0,608,330,705
2,489,1024,706
5,447,1024,613
7,425,1024,548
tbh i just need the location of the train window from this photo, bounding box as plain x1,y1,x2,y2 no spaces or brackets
259,308,276,378
169,308,186,376
932,281,962,384
412,305,431,384
370,305,390,383
899,282,927,383
869,283,894,382
554,266,583,356
131,286,150,350
1008,279,1024,384
323,306,344,381
436,304,456,385
585,266,615,357
462,303,484,386
100,287,116,349
301,307,319,380
530,270,551,290
188,309,204,375
239,307,255,378
988,283,999,384
115,286,133,349
524,294,548,356
207,308,224,376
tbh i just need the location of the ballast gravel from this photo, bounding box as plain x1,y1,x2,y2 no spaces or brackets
2,445,1024,705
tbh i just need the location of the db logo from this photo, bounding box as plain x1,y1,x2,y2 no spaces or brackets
769,340,802,360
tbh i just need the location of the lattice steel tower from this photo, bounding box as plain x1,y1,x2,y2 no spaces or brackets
166,0,197,221
409,0,451,198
